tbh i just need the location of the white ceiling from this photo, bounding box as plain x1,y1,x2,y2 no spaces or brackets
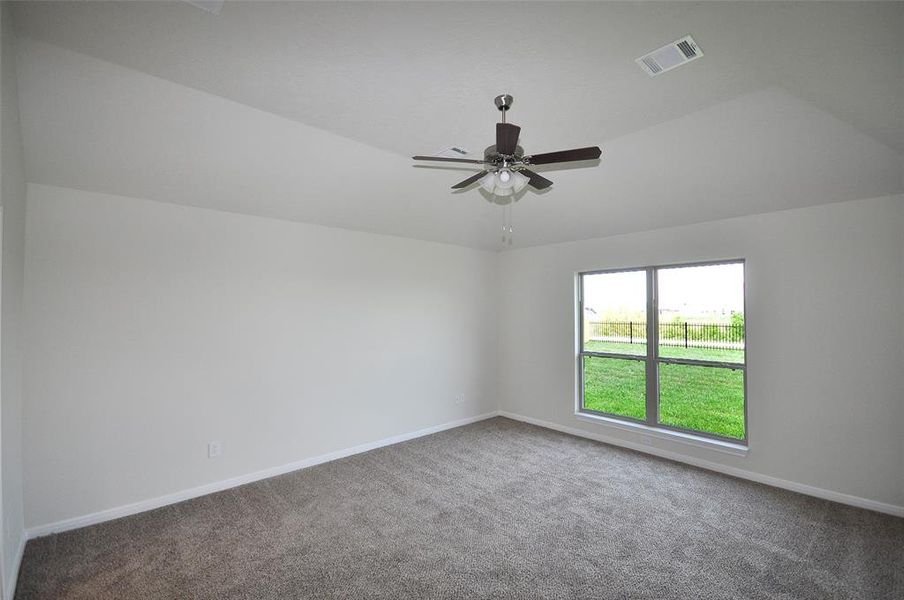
9,1,904,250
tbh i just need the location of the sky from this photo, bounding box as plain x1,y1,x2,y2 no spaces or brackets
583,263,744,316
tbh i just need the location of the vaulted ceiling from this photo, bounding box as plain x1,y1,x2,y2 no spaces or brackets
9,1,904,250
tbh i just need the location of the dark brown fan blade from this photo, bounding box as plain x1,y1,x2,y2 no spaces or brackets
520,168,553,190
527,146,601,165
412,156,488,164
451,171,488,189
496,123,521,155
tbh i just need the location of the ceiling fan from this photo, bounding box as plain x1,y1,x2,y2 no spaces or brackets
412,94,602,197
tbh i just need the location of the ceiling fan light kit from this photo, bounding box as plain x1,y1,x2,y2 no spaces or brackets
479,169,529,196
413,94,602,243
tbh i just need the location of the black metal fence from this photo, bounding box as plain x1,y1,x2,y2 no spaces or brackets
587,321,744,348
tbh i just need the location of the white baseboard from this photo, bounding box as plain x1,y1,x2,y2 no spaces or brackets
499,411,904,518
26,408,901,542
27,411,500,540
5,532,25,600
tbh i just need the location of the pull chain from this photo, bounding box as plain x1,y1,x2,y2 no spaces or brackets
508,200,514,245
500,201,514,246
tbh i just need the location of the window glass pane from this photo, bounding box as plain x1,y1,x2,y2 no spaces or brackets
582,270,646,356
582,356,646,420
658,363,745,439
657,263,744,364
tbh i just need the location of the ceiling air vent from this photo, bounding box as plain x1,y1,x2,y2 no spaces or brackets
636,36,703,77
434,146,470,159
184,1,224,15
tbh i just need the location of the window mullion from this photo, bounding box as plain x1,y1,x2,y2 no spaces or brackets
657,356,745,369
645,268,659,427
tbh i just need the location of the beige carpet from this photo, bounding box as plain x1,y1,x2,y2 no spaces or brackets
16,417,904,599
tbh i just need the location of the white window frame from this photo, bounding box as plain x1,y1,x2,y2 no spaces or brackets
576,259,748,448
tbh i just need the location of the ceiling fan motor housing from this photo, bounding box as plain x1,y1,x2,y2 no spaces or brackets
484,145,524,169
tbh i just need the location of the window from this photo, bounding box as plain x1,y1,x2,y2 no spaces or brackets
578,261,746,443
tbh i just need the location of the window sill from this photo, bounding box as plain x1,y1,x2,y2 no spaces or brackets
574,411,749,457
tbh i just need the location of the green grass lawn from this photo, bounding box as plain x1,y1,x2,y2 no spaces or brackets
584,340,744,363
582,356,647,421
582,356,745,440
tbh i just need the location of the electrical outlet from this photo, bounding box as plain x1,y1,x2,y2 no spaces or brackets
208,441,222,458
455,393,465,405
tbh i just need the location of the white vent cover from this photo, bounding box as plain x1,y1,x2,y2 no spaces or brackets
636,36,703,77
184,1,224,15
434,146,470,159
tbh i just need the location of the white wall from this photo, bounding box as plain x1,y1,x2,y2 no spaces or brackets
18,184,904,531
0,5,27,597
498,195,904,510
23,184,498,529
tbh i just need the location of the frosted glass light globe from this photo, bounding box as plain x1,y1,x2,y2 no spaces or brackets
511,171,529,193
495,169,516,189
479,172,496,193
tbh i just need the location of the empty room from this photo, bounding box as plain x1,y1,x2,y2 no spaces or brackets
0,1,902,598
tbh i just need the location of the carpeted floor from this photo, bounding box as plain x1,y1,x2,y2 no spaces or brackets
16,417,904,599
